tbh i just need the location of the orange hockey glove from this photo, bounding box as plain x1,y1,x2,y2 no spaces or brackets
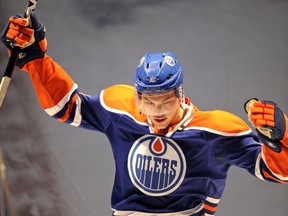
245,98,287,153
1,10,46,68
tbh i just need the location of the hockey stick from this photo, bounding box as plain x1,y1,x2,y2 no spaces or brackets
0,0,38,107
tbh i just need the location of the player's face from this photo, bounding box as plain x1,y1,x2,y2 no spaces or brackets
138,90,183,129
137,90,181,116
148,105,183,129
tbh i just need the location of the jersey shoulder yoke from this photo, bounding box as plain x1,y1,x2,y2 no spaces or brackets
189,108,251,135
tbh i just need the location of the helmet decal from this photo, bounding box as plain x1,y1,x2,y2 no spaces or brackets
164,55,176,66
148,76,158,83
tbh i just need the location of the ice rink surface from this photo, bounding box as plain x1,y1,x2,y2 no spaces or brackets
0,0,288,215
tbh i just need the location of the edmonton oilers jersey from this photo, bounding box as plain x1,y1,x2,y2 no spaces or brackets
23,55,288,216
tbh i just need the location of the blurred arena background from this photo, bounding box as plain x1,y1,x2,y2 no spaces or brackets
0,0,287,215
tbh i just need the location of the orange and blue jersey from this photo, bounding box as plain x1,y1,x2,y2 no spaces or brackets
22,55,288,216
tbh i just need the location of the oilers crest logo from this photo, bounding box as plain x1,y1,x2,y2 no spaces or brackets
128,135,186,196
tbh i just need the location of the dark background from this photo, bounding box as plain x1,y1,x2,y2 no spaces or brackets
0,0,288,215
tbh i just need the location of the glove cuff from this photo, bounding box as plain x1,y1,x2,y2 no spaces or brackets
16,48,45,68
257,129,282,153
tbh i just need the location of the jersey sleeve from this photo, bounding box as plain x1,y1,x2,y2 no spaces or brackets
212,111,288,184
21,54,112,132
23,55,75,110
259,140,288,183
262,115,288,183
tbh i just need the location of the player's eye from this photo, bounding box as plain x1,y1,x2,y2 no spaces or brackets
143,100,153,105
163,99,174,105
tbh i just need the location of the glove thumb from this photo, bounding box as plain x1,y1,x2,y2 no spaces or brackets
244,98,258,114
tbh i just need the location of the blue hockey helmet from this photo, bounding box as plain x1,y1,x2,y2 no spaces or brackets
134,52,183,94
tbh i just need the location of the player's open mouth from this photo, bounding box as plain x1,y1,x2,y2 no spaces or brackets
153,116,167,123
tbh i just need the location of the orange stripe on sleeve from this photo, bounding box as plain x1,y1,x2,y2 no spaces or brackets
262,170,286,184
57,93,78,122
204,203,217,213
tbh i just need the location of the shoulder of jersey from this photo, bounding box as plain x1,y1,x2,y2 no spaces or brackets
188,107,251,134
101,84,146,121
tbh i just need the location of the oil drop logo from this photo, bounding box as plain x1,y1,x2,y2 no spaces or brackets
128,135,186,196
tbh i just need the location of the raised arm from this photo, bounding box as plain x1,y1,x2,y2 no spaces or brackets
0,10,74,110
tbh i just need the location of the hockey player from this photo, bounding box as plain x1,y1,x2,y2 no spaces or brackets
1,11,288,216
